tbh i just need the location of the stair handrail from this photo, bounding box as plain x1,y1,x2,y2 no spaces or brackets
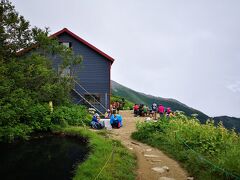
73,79,108,111
72,88,104,116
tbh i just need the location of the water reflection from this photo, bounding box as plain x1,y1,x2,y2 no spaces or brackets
0,134,89,180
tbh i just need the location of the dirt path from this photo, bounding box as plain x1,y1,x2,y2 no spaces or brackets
110,110,189,180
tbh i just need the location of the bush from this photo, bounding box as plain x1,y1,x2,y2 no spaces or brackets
132,114,240,179
0,103,91,142
25,103,52,131
0,124,33,142
51,105,91,126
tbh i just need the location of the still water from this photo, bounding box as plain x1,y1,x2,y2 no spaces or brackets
0,134,90,180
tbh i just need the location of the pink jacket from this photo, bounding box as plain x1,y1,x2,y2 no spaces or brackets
158,105,164,113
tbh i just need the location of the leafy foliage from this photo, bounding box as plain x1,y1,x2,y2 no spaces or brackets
51,105,91,126
132,113,240,179
0,0,86,142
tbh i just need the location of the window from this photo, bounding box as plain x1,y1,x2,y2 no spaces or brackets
84,94,101,104
60,42,72,48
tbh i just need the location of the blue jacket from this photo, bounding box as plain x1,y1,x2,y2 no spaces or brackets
92,116,98,123
110,114,123,127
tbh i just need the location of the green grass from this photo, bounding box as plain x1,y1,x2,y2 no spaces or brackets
131,114,240,180
57,127,136,180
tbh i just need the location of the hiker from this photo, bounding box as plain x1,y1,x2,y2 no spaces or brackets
139,104,144,116
112,103,116,114
143,105,148,117
149,108,154,118
169,111,175,118
158,104,165,118
105,109,111,118
90,113,104,129
133,104,139,117
152,102,158,120
116,101,120,114
166,107,172,118
110,112,123,128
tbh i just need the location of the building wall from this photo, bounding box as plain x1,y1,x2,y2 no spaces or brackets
52,32,111,113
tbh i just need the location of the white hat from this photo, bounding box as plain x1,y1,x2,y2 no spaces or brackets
94,113,99,117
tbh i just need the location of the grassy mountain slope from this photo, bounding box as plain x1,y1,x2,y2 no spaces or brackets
213,116,240,132
111,80,240,132
111,80,209,121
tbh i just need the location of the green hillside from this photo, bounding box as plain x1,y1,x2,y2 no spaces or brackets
111,80,240,132
111,80,209,121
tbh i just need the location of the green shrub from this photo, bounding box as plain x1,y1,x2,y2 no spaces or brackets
25,103,52,131
0,124,33,142
0,103,91,142
132,114,240,179
51,105,91,126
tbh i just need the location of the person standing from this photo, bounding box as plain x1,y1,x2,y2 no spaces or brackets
158,104,165,119
143,105,148,117
133,104,139,117
152,102,157,120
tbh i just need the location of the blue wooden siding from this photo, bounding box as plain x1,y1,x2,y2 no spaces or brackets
51,32,111,113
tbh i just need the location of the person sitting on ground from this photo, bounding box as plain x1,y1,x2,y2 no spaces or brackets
169,111,175,118
158,104,165,119
166,107,172,118
105,109,111,118
90,113,104,129
110,112,123,128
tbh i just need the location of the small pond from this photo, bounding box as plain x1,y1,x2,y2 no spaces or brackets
0,134,90,180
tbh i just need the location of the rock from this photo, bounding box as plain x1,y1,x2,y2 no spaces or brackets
144,154,160,158
162,166,170,172
151,159,162,162
145,117,151,122
131,141,140,146
128,147,133,150
158,177,175,180
146,148,152,152
151,167,165,173
187,177,194,180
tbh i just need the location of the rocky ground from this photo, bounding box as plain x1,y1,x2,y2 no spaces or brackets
110,110,191,180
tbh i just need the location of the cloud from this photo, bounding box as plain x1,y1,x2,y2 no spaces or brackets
227,81,240,93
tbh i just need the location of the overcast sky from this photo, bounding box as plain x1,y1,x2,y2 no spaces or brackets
12,0,240,117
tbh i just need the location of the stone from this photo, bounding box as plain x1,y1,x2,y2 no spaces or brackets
187,177,194,180
128,147,133,150
151,167,165,173
162,166,170,172
151,159,162,162
158,177,175,180
144,154,160,158
131,141,140,146
146,148,152,152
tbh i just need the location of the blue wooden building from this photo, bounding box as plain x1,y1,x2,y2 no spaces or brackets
51,28,114,114
19,28,114,114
